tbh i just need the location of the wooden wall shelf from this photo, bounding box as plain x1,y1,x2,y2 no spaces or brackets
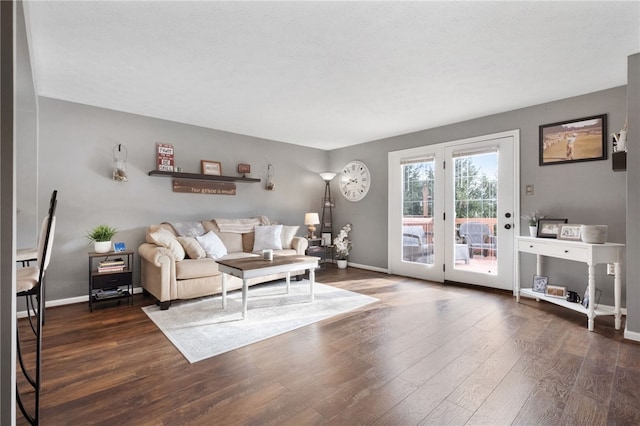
148,170,261,183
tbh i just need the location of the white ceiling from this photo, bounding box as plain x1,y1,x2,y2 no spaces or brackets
24,1,640,150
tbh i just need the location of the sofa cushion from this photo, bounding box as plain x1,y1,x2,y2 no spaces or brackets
177,236,206,259
196,231,228,259
147,228,185,261
253,224,283,251
175,258,220,280
202,220,243,253
281,225,300,249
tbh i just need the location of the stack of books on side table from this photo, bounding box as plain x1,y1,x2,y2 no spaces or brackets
97,258,125,273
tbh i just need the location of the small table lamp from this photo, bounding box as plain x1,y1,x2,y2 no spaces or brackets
304,213,320,239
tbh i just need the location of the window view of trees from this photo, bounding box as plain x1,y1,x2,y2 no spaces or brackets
402,154,497,220
454,155,497,220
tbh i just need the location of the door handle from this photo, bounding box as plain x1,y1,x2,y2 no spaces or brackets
504,224,512,230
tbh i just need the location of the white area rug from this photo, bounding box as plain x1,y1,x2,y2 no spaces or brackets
142,280,378,363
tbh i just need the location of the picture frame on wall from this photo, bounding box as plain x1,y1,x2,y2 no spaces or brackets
539,114,607,166
201,160,222,176
537,218,568,238
557,224,583,241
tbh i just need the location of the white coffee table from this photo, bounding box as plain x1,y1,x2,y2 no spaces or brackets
216,255,319,319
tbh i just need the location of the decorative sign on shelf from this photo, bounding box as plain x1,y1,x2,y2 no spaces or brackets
172,179,236,196
157,143,175,171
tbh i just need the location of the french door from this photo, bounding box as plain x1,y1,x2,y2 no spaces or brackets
388,131,519,291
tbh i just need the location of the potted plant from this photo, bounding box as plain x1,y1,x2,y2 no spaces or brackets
86,224,118,253
522,211,544,237
333,224,352,269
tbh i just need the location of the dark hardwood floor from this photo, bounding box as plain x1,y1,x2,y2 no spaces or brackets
17,266,640,425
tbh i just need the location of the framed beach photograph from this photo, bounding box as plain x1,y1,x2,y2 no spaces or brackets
557,224,583,241
546,285,567,299
201,160,222,176
537,218,568,238
532,275,548,293
539,114,607,166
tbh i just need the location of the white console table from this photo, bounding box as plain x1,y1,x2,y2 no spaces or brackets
515,236,624,331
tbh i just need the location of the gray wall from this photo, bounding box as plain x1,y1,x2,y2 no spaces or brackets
329,86,628,307
36,97,329,301
626,53,639,335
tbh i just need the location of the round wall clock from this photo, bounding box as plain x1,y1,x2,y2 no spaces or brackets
339,160,371,202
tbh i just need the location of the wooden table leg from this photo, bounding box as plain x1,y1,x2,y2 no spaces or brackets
242,278,248,319
309,267,315,302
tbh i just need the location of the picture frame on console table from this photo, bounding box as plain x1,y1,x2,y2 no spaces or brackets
557,224,583,241
537,218,568,238
201,160,222,176
539,114,607,166
532,275,548,293
546,285,567,299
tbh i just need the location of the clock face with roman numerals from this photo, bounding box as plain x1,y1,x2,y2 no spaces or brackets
339,160,371,202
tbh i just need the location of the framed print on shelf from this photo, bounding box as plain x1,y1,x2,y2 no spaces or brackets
557,224,583,241
537,218,568,238
201,160,222,176
321,232,332,246
539,114,607,166
532,275,548,293
546,285,567,299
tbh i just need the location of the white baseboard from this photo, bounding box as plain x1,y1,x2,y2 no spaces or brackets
345,262,389,274
17,287,143,318
624,326,640,342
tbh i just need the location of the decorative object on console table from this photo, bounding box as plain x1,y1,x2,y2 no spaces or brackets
112,144,128,181
522,211,544,237
304,213,320,239
557,224,583,241
532,275,548,293
536,218,567,238
539,114,607,166
581,225,608,244
88,250,134,312
201,160,222,176
156,143,174,171
85,224,117,254
546,285,567,299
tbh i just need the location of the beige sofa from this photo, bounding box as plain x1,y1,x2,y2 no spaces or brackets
138,218,308,309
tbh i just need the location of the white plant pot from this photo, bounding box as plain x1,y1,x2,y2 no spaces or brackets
529,226,537,237
94,241,112,253
337,259,348,269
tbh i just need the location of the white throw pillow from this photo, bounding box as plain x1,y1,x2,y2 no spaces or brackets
147,228,185,261
195,231,228,259
280,225,300,249
253,224,283,251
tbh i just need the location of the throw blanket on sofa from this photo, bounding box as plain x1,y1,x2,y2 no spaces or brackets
165,221,206,237
214,216,270,233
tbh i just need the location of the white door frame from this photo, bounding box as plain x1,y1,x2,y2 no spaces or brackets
388,130,520,292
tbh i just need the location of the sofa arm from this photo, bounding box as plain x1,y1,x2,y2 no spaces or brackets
291,236,308,255
138,242,176,266
138,243,178,305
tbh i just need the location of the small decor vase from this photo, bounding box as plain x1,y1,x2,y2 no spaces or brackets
337,259,347,269
581,225,608,244
529,226,537,237
94,241,112,253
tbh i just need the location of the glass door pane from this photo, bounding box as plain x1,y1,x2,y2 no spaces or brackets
453,151,498,274
402,159,435,265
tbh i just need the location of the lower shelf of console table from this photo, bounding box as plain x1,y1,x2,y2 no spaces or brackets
515,236,624,331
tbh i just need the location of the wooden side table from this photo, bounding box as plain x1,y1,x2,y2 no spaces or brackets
88,250,134,312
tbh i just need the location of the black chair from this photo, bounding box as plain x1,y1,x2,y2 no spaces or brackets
16,190,57,425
